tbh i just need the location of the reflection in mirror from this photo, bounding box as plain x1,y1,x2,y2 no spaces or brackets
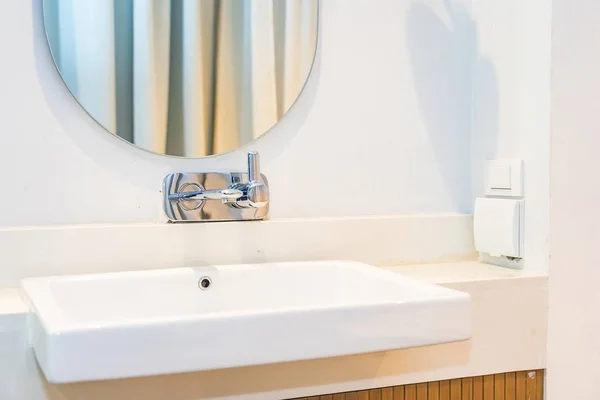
43,1,318,157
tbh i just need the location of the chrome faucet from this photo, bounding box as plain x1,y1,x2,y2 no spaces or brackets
163,151,270,222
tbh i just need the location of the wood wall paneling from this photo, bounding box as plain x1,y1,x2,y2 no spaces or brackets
291,370,544,400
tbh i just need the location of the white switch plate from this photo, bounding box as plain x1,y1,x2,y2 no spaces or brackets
485,160,523,197
488,165,511,189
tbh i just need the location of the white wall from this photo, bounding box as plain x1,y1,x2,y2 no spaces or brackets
547,0,600,398
0,0,474,228
0,0,553,272
470,0,551,271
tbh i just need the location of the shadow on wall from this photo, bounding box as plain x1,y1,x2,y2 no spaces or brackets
406,0,498,213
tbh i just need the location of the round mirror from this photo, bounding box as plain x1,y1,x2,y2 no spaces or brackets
42,1,318,157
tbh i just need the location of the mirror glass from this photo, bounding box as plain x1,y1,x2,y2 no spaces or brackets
43,1,318,157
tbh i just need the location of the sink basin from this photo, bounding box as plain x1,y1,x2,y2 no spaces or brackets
20,261,471,383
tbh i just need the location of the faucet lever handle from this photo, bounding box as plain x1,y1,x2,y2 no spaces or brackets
248,151,260,183
244,151,269,208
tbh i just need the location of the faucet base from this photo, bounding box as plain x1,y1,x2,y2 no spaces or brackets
162,172,269,222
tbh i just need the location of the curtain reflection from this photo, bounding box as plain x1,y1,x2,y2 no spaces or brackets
44,0,318,156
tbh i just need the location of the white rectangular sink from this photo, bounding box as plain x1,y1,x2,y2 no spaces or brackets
20,261,471,383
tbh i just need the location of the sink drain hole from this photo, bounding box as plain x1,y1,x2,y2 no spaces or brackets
198,276,212,290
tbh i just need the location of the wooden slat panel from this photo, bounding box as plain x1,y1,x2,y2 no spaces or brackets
483,375,494,400
505,372,516,400
450,379,462,400
440,380,450,400
526,372,537,400
462,377,473,400
394,386,405,400
495,374,505,399
473,376,484,400
358,390,370,400
536,370,544,400
381,387,394,400
405,384,417,400
417,383,428,400
286,371,545,400
428,381,439,400
515,371,527,400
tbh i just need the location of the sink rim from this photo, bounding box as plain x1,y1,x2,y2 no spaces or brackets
20,260,470,333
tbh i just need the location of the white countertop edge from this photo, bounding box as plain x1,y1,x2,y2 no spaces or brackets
0,213,470,232
384,261,548,284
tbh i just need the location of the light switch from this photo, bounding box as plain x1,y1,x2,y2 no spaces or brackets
485,160,523,197
474,197,523,258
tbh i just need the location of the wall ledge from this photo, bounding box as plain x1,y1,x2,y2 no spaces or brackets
0,214,475,288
